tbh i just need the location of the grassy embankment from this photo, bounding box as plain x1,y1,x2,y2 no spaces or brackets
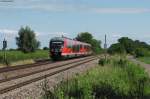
136,50,150,64
42,55,150,99
138,57,150,64
0,50,49,67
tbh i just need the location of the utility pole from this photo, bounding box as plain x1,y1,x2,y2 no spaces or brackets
104,34,107,60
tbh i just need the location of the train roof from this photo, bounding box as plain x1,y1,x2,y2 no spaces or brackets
50,37,64,41
50,37,91,46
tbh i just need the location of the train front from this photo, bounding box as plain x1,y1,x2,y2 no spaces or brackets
49,37,64,60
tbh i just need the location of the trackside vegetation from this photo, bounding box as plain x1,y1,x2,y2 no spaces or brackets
108,37,150,64
108,37,150,57
138,57,150,64
42,56,150,99
16,26,40,53
0,50,49,65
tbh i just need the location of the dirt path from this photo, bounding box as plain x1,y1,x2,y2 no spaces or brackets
128,56,150,76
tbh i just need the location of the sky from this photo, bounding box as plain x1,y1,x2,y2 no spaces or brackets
0,0,150,49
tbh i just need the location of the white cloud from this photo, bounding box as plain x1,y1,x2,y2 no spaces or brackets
1,1,150,14
0,29,17,39
0,29,18,41
0,28,68,36
15,5,150,14
36,31,68,37
92,8,150,14
0,29,17,35
112,34,122,38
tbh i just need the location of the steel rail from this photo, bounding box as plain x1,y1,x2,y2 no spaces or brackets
0,57,97,94
0,56,94,83
0,60,53,73
0,56,92,73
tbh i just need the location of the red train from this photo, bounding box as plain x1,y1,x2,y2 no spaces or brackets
49,37,92,60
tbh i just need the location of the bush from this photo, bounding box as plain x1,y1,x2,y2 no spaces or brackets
9,49,16,51
108,43,126,54
98,58,105,66
98,58,110,66
135,48,150,58
0,55,3,63
113,58,128,68
43,47,49,50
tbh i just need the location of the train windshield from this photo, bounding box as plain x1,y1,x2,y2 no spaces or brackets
50,41,63,49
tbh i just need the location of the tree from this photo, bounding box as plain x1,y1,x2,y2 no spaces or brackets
118,37,135,54
108,43,126,54
134,40,150,50
91,39,102,54
16,26,40,53
43,47,49,50
76,32,93,44
76,32,102,54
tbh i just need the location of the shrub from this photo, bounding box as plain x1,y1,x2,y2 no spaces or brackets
113,58,128,68
98,58,110,66
0,55,3,63
43,47,49,50
135,48,146,57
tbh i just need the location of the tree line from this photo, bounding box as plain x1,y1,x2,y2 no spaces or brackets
108,37,150,57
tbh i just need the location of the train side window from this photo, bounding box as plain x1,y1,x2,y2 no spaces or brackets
73,45,75,51
80,44,82,49
88,46,90,51
77,44,80,52
67,40,72,48
84,45,86,49
73,44,77,52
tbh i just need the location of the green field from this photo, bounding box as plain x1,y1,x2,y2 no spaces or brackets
0,50,49,65
138,57,150,64
42,56,150,99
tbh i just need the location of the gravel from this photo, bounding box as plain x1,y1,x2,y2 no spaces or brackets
0,59,98,99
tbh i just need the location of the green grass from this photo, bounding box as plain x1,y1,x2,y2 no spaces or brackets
42,56,150,99
138,57,150,64
0,50,49,64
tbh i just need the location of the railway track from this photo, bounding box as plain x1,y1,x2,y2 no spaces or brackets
0,59,53,73
0,56,97,94
0,56,94,83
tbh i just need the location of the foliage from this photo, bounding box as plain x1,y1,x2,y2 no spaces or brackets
138,57,150,64
98,58,110,66
0,55,3,63
76,32,93,44
135,48,150,57
16,26,40,53
108,43,126,54
76,32,102,54
134,40,150,50
43,56,150,99
43,47,49,50
108,37,150,57
9,48,17,51
91,39,102,54
118,37,135,54
0,50,49,64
